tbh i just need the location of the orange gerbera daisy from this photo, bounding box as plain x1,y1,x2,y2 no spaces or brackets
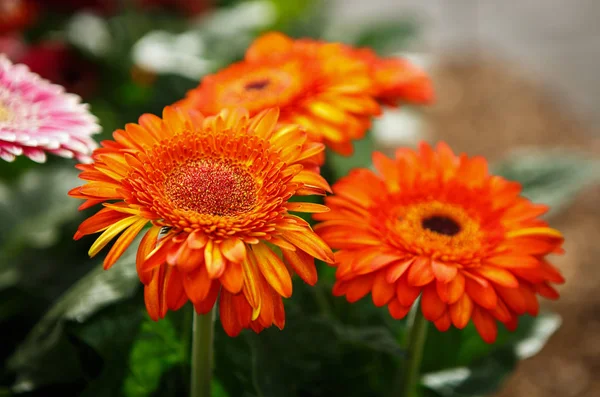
176,35,381,157
69,106,334,336
314,142,564,343
245,32,434,108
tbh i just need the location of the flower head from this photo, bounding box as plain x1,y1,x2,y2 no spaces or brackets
176,33,381,157
315,142,564,343
0,55,100,163
69,106,334,336
245,32,434,107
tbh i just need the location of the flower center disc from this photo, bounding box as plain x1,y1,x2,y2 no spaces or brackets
244,79,270,91
422,215,461,236
165,159,257,216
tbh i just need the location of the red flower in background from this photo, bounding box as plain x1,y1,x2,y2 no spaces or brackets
0,34,27,60
18,41,98,98
33,0,211,16
0,0,38,34
137,0,213,16
34,0,118,15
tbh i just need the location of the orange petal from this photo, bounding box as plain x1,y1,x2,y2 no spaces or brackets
370,253,407,273
140,235,176,272
372,151,400,192
486,254,540,269
280,228,334,263
144,265,166,321
103,218,148,270
88,215,141,258
220,238,247,263
472,306,498,344
205,239,226,279
449,293,473,329
75,208,130,239
165,266,187,311
256,276,276,328
473,266,519,288
388,299,411,320
396,275,421,307
245,31,293,60
249,108,279,138
490,298,512,323
188,230,208,249
521,285,540,316
218,290,241,337
346,273,375,303
407,256,435,286
172,242,205,273
192,281,220,315
272,292,286,330
219,260,244,294
421,283,446,321
252,243,293,298
285,202,330,213
437,272,465,304
371,270,395,307
434,311,451,332
386,258,414,283
535,282,560,300
503,315,519,332
431,260,458,283
182,265,213,304
282,248,318,286
136,226,161,285
292,170,332,193
465,278,498,310
496,285,527,315
241,252,262,319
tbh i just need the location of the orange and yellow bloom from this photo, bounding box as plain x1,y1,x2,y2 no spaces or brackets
69,106,334,336
315,142,564,343
245,32,434,108
177,32,433,158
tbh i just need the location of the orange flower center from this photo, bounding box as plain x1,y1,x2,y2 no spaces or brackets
391,201,487,264
244,78,270,91
164,159,257,216
216,65,307,113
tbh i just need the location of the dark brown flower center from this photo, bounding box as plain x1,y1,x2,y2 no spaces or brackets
165,159,257,216
244,78,270,91
422,215,461,236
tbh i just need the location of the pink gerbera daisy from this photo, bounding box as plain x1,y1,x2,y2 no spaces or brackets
0,55,100,163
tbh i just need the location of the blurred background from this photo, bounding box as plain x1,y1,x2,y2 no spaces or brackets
1,1,599,396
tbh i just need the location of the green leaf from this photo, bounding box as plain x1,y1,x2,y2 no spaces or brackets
0,165,81,255
7,238,142,393
122,317,186,397
422,313,562,397
493,148,600,216
324,134,375,183
324,18,418,54
353,19,418,54
75,303,146,397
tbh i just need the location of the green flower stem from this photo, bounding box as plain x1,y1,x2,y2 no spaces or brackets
191,308,215,397
400,303,428,397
